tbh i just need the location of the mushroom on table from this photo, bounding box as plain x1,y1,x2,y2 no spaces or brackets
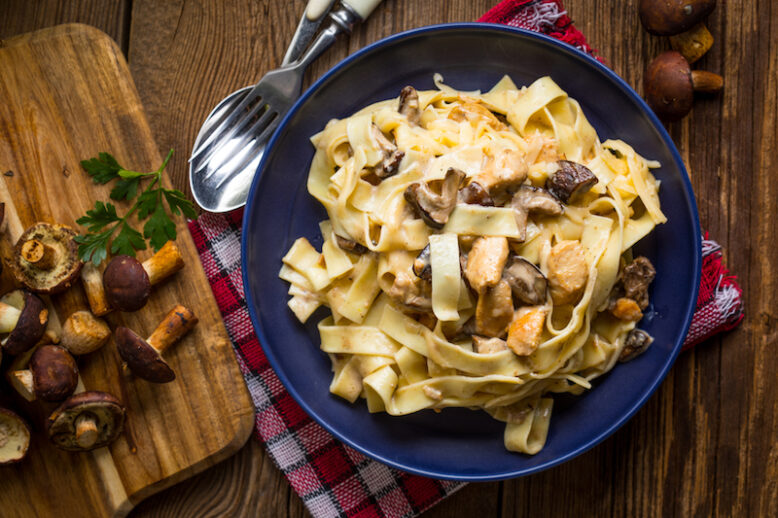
11,223,83,294
0,290,49,355
116,304,198,383
11,345,78,402
639,0,717,63
0,408,31,464
47,391,125,451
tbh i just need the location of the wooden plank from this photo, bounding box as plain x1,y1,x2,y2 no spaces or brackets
0,24,254,517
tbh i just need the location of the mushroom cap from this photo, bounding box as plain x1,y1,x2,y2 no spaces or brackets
3,291,48,355
639,0,716,36
0,407,31,464
404,168,465,228
545,161,598,204
47,391,125,451
644,51,694,121
29,345,78,402
12,223,83,294
503,256,548,306
115,326,175,383
103,255,151,312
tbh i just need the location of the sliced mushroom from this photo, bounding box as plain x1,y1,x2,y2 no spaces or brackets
0,408,31,464
60,310,111,355
116,304,198,383
103,240,185,312
475,279,514,338
619,329,654,362
371,124,404,179
473,335,508,354
511,185,563,242
0,291,48,355
506,306,548,356
503,256,548,306
458,181,494,206
621,256,656,310
398,86,421,125
546,161,598,204
547,240,589,306
81,262,111,316
11,345,78,402
412,244,432,282
335,235,368,255
404,168,465,228
464,236,510,293
47,391,125,451
475,149,528,197
387,271,432,312
11,223,83,294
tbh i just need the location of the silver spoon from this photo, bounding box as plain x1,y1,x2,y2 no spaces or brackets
189,0,384,213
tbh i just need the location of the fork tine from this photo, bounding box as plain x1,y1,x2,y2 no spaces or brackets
193,88,252,146
211,117,282,189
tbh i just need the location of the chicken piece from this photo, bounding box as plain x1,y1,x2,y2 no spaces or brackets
448,101,506,131
610,297,643,321
524,134,561,164
387,271,432,311
475,279,513,338
472,336,508,354
506,306,548,356
547,240,589,305
465,236,510,293
475,149,529,196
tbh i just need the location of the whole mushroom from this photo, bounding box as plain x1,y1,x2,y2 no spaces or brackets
116,304,198,383
102,240,185,312
47,391,125,451
0,408,31,465
644,51,723,121
0,290,49,355
11,223,83,294
11,345,78,402
639,0,716,63
60,310,111,355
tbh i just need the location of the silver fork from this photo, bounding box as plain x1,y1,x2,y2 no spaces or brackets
189,0,384,213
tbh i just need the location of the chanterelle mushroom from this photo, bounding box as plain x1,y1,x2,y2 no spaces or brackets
404,167,465,228
545,161,599,204
0,408,31,464
0,290,48,355
60,310,111,355
511,185,563,241
644,51,723,121
103,240,185,312
47,391,125,451
502,256,548,306
371,124,404,180
398,86,421,125
11,345,78,402
116,304,198,383
12,223,82,294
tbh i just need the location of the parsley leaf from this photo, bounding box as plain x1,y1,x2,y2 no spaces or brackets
143,202,177,251
81,152,123,184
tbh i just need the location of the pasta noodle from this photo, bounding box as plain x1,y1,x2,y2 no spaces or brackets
279,75,664,454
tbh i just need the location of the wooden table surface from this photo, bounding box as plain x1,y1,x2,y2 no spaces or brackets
1,1,775,517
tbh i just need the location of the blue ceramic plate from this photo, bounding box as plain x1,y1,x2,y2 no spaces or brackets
242,24,701,481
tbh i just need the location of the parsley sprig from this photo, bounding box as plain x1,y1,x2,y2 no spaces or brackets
75,150,196,265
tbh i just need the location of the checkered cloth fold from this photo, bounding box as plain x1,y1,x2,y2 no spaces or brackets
187,2,743,516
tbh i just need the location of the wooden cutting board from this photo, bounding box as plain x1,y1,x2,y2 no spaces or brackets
0,24,254,517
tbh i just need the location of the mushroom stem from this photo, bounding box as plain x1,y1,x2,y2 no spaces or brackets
75,414,98,449
0,302,21,334
61,310,111,355
12,370,34,401
81,262,111,316
146,305,198,354
142,241,184,286
669,22,714,64
690,70,724,93
21,239,58,270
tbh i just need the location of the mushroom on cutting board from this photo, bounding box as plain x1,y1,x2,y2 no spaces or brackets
102,240,185,312
60,310,111,355
11,223,83,294
47,391,125,451
11,345,78,402
639,0,716,63
0,408,31,464
0,290,49,355
115,304,198,383
644,51,723,121
80,262,111,316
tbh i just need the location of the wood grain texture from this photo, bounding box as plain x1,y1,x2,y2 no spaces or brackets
1,0,775,517
0,24,254,517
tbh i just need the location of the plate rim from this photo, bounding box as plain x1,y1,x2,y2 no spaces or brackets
240,22,702,481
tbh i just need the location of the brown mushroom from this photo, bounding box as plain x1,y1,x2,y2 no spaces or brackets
0,291,48,355
80,262,111,316
60,310,111,355
0,408,31,465
398,86,421,125
47,391,125,451
644,51,723,122
404,168,465,228
639,0,716,63
335,235,368,255
371,124,405,180
458,181,495,206
11,223,83,294
116,304,198,383
621,256,657,310
619,328,654,362
511,185,563,241
387,271,432,312
11,345,78,402
103,240,185,312
503,256,548,306
545,161,598,204
412,244,432,282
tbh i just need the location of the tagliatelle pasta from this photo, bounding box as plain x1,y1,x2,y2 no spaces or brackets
280,75,664,454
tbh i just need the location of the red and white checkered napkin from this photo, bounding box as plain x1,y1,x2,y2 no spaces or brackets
187,2,743,516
